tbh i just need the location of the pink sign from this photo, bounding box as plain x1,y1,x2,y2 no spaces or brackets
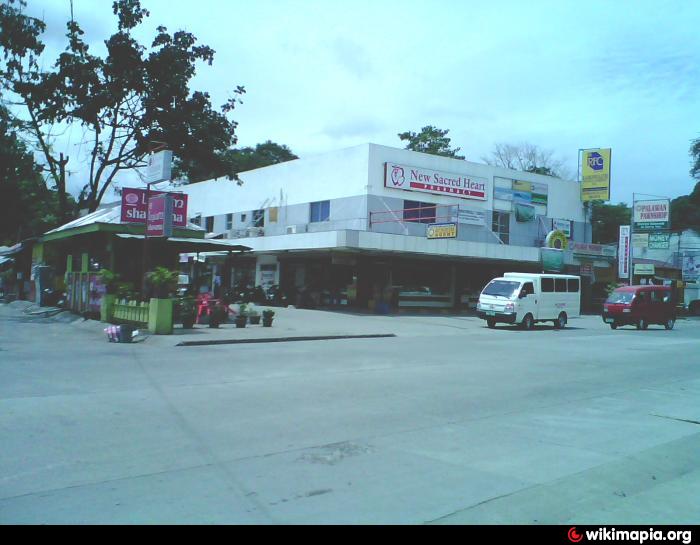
121,188,188,227
384,162,489,200
146,194,173,237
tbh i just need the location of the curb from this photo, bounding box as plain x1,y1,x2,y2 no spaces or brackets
176,333,397,347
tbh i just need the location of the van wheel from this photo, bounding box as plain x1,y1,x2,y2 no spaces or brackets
554,312,567,329
521,313,534,330
665,318,675,330
610,322,618,330
486,319,496,329
637,318,648,330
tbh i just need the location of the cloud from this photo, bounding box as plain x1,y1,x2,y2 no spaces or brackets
330,37,373,79
322,116,385,139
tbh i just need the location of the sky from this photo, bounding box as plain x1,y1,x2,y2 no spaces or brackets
20,0,700,204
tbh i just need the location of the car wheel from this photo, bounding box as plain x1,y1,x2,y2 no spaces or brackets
554,312,567,330
637,318,648,330
665,318,675,330
521,313,534,330
610,322,617,330
486,319,496,329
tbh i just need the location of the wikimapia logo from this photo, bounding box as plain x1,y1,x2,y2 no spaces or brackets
567,527,693,544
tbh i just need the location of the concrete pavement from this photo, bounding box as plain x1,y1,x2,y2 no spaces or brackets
1,301,699,524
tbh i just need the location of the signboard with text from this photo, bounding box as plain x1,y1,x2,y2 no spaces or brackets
385,163,489,201
121,188,188,227
146,194,174,237
648,232,670,249
581,148,611,202
426,222,458,239
553,219,572,238
145,150,173,184
633,199,670,231
618,225,631,278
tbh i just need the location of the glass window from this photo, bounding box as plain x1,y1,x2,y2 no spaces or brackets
310,201,330,223
606,291,634,304
492,211,510,245
191,215,201,226
522,282,535,296
482,280,521,298
555,278,567,292
225,213,233,230
253,209,265,228
403,200,437,224
541,278,554,292
567,278,580,292
205,216,214,232
241,213,247,222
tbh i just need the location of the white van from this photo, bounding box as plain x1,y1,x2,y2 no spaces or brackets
476,273,581,329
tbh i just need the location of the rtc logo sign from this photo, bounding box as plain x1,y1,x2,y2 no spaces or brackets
587,152,604,171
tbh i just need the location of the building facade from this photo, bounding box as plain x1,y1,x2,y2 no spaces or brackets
176,143,606,311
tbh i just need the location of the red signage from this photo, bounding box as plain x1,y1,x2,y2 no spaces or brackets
146,194,174,237
121,188,188,227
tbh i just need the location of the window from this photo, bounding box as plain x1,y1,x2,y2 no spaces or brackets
205,216,214,232
555,278,567,292
253,209,265,228
404,200,437,224
541,277,554,292
567,278,580,293
241,213,247,222
310,201,330,223
521,282,535,296
225,214,233,230
492,211,510,244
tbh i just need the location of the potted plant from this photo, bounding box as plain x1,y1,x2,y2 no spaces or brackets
208,304,227,328
247,303,261,325
98,269,120,322
262,309,275,327
234,303,248,328
178,296,197,329
146,267,179,334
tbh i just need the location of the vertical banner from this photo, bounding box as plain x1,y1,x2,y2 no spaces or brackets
581,148,611,202
146,194,174,237
618,225,630,279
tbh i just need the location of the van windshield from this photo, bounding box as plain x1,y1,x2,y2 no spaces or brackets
482,280,521,298
607,291,634,304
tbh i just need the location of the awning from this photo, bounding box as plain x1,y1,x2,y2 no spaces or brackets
115,234,251,253
0,256,14,266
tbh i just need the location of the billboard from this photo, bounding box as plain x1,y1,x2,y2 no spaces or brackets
541,248,564,272
121,188,188,227
633,199,670,231
145,150,173,184
384,163,489,201
648,232,670,249
618,225,631,278
581,148,611,202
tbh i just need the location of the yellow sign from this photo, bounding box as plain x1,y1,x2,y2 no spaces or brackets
426,223,457,239
581,148,611,201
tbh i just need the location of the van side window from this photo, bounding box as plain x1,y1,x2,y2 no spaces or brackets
555,278,567,292
522,282,534,296
636,292,647,304
567,278,580,292
541,278,554,292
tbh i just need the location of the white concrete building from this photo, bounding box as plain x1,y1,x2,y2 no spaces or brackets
175,143,607,310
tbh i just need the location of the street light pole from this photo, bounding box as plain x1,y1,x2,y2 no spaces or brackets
141,141,169,296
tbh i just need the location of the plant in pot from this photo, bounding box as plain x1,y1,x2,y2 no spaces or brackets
178,296,197,329
146,267,179,299
234,303,248,328
262,309,275,327
146,268,179,335
247,303,261,325
208,304,227,328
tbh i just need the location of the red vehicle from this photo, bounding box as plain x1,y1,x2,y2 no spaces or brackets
602,285,676,330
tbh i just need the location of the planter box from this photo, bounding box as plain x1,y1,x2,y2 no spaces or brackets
100,294,116,322
148,297,174,335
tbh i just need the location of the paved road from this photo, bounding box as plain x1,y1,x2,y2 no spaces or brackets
1,304,699,524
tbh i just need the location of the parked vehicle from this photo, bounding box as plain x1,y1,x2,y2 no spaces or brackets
602,285,676,330
477,273,581,330
684,283,700,316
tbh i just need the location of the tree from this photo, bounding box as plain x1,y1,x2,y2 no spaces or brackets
398,125,464,159
690,137,700,180
590,201,631,244
0,0,245,214
482,142,569,179
670,182,700,233
176,140,298,181
0,104,74,244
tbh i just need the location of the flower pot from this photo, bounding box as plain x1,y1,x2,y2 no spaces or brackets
262,318,273,327
235,316,247,328
182,316,195,329
249,315,261,325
